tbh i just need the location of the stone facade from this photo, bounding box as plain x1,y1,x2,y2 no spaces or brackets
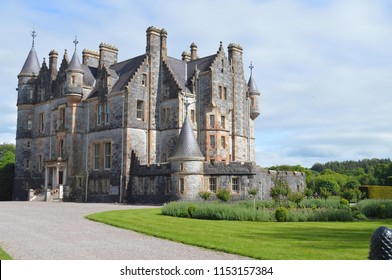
14,26,305,203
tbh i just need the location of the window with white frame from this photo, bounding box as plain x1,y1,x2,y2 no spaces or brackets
232,177,239,193
104,142,112,169
209,177,216,193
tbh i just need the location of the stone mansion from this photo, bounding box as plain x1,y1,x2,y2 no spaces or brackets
14,26,305,203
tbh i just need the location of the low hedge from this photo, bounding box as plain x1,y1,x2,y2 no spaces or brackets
356,199,392,218
161,201,354,222
360,185,392,199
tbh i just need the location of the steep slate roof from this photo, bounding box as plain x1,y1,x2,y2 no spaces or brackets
166,54,217,91
248,74,260,95
87,54,146,98
67,51,84,72
110,54,146,92
82,65,97,87
170,117,204,160
19,47,40,76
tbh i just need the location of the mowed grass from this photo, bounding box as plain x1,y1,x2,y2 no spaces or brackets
0,246,12,260
86,208,392,260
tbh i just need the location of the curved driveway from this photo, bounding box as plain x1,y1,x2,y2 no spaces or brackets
0,201,247,260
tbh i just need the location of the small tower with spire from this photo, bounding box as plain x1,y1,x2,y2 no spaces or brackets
65,36,84,104
17,29,41,105
248,62,261,120
169,117,205,200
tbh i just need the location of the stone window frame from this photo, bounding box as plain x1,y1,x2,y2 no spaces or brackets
136,100,145,121
209,135,216,148
93,143,100,170
27,115,33,131
179,177,185,194
58,138,65,159
209,114,215,128
190,109,195,123
221,135,226,148
220,115,225,129
103,141,112,170
97,102,110,125
231,177,240,193
38,112,45,133
209,177,217,193
58,105,66,130
141,73,147,87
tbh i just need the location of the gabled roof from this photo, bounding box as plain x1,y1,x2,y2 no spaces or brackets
87,54,146,99
170,117,204,161
19,47,40,76
166,54,217,91
110,54,146,93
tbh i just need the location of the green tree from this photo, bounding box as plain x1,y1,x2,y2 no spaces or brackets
270,176,291,206
314,177,340,196
319,187,331,201
0,143,15,201
288,192,304,207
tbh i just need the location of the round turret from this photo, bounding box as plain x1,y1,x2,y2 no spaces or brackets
65,41,84,104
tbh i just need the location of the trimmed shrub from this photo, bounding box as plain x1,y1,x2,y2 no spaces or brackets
340,198,349,206
275,207,289,222
198,191,211,201
360,185,392,199
216,189,231,202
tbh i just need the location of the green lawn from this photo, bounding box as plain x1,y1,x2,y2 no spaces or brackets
0,246,12,260
86,208,392,260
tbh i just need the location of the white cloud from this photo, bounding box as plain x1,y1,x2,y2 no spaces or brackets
1,0,391,167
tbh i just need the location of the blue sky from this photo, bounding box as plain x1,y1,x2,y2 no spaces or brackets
1,0,391,168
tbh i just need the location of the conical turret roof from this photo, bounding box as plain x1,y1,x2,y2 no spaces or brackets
248,74,260,96
19,47,40,76
67,51,84,73
170,117,204,160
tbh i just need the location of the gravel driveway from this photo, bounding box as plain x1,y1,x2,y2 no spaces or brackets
0,201,247,260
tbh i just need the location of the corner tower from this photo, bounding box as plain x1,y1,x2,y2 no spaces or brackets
14,30,41,200
169,117,205,200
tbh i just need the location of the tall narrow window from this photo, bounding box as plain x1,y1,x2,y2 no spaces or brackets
59,139,65,158
232,178,239,193
97,104,102,125
59,107,66,129
39,113,44,132
209,177,216,193
223,87,227,100
93,143,100,170
179,178,185,194
142,73,147,86
137,100,144,120
104,102,109,124
210,135,216,148
27,115,32,131
190,109,195,123
221,136,226,148
209,115,215,128
104,142,112,169
37,154,43,172
219,86,223,99
221,116,225,129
